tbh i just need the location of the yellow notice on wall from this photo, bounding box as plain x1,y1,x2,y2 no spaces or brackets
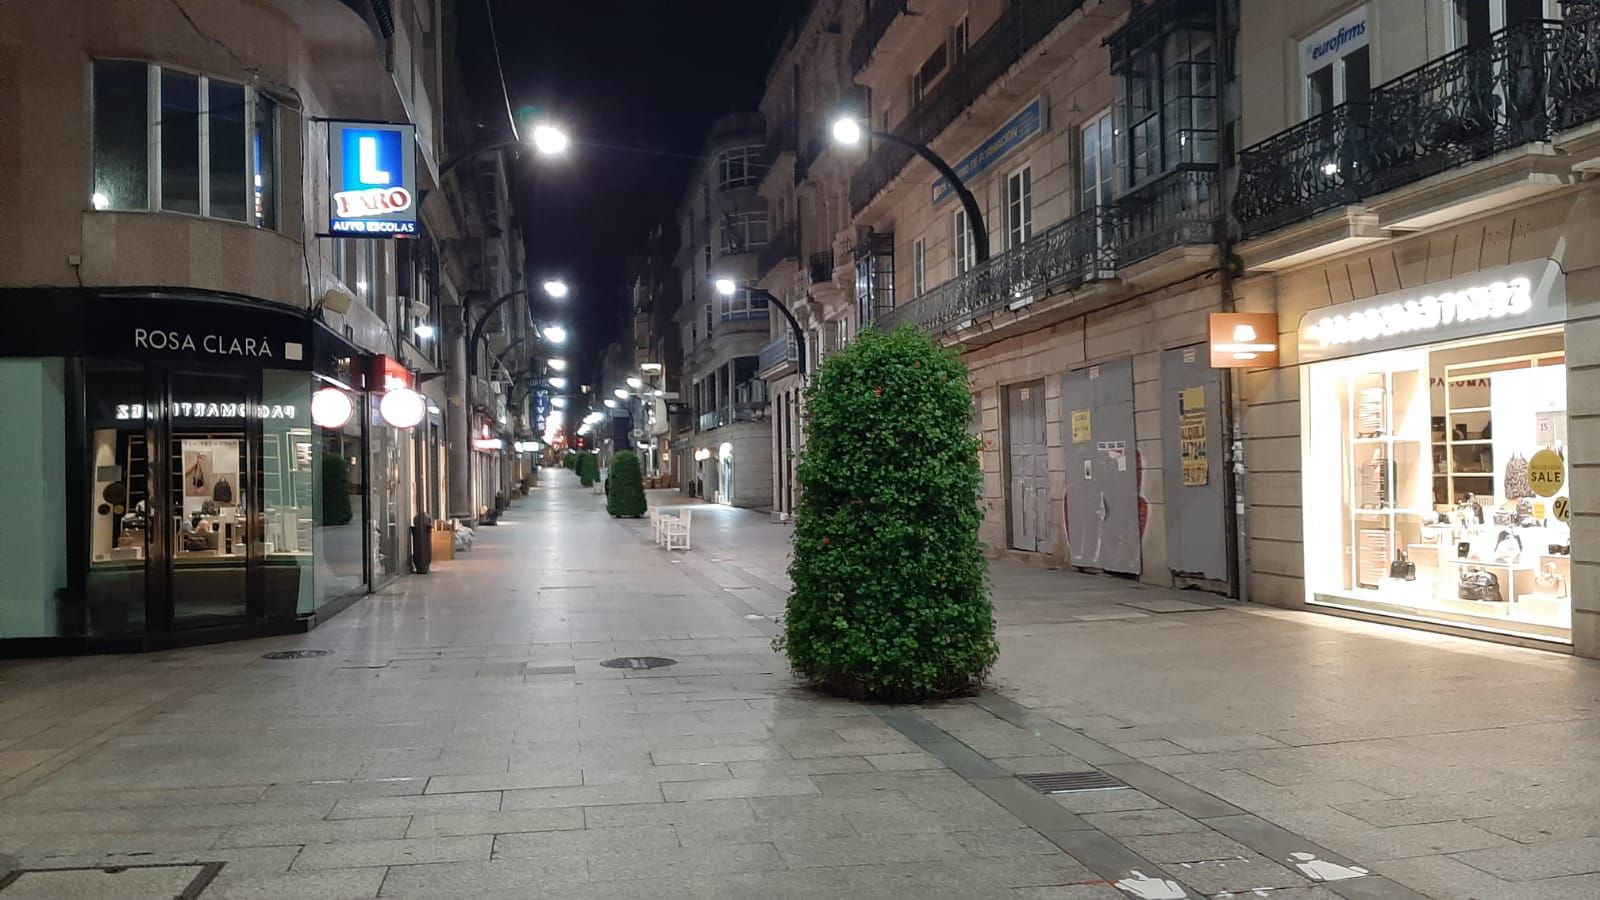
1070,409,1092,444
1179,387,1208,487
1529,448,1565,498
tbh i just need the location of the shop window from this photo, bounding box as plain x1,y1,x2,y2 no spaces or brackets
716,145,761,190
1303,330,1571,641
89,61,279,227
0,360,69,638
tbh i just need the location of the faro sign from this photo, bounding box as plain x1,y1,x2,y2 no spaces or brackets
327,121,418,238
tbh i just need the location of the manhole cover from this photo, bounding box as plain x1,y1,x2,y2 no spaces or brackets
599,656,677,670
261,649,332,660
1017,771,1127,794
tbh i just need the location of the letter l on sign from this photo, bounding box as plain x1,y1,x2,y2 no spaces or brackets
358,137,391,185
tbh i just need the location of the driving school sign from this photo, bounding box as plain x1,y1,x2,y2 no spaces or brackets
328,121,418,237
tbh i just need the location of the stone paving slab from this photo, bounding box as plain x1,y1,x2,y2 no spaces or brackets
2,477,1599,899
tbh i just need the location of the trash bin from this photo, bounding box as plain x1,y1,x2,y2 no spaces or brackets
411,514,432,574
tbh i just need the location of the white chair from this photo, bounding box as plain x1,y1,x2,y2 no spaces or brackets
664,509,692,551
650,509,666,545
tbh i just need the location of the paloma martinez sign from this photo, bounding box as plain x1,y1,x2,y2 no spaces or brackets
327,121,418,237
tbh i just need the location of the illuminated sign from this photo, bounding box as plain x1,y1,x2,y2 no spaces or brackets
1208,313,1280,368
1298,260,1565,363
116,403,296,420
327,121,418,237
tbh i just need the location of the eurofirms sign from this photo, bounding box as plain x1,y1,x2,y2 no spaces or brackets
932,98,1045,206
1301,5,1369,76
327,121,418,237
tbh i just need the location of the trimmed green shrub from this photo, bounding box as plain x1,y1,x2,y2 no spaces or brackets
776,325,994,702
319,452,353,526
578,452,598,487
606,450,647,518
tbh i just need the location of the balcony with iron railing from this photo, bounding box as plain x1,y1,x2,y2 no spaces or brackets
757,225,799,278
849,0,1088,214
808,250,834,285
1235,15,1600,240
698,410,726,432
849,0,908,75
758,332,799,378
877,205,1117,334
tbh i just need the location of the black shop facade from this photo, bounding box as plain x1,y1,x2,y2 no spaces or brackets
0,289,397,655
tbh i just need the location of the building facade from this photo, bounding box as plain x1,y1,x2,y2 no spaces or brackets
1232,0,1600,654
0,0,516,653
673,113,776,508
841,0,1237,593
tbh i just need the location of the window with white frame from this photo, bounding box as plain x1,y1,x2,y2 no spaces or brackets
1300,6,1372,119
90,60,278,227
716,145,762,189
718,211,770,254
1112,16,1219,188
1079,110,1115,211
952,209,975,275
911,43,948,106
835,318,848,350
1450,0,1548,49
1006,166,1033,249
952,16,970,62
912,237,927,296
720,286,770,321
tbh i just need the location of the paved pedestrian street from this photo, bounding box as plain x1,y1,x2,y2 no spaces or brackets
3,475,1600,898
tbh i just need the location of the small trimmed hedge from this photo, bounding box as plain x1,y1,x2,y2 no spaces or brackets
606,450,647,518
776,325,995,702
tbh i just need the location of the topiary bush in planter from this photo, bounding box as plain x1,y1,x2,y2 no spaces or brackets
607,450,647,518
776,325,995,702
578,452,599,487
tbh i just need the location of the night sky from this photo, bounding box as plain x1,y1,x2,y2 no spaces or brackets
456,0,806,387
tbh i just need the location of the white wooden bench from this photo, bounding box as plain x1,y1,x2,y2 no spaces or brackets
663,509,692,551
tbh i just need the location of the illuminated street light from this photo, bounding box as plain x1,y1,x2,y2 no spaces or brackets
543,279,569,299
531,123,570,156
714,277,737,297
549,376,568,389
604,399,619,408
412,323,436,339
626,376,643,389
831,116,863,146
543,324,568,343
548,359,568,372
613,388,629,399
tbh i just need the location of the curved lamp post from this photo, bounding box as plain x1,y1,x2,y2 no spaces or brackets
716,278,807,376
832,117,989,263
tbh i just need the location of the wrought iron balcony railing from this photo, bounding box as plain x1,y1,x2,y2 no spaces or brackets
757,225,799,278
849,0,907,75
758,333,798,375
849,0,1087,214
1114,167,1220,265
1236,18,1600,239
808,250,834,285
877,205,1117,334
697,410,725,432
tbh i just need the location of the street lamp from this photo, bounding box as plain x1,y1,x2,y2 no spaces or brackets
548,359,568,372
830,115,990,263
543,279,569,299
715,278,807,375
613,388,629,400
626,376,643,389
531,123,570,156
542,324,568,344
604,398,619,409
548,376,568,389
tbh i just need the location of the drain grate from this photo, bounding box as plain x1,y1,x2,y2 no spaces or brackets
599,656,678,670
1017,771,1127,794
261,649,332,660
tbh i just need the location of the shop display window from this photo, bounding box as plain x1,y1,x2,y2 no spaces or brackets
1303,329,1570,641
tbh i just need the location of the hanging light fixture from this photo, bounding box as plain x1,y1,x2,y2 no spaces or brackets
379,387,426,428
311,387,353,429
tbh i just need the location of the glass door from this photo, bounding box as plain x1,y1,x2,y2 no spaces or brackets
85,363,156,636
167,370,252,627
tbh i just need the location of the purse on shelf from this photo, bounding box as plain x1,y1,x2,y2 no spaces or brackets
1548,543,1570,556
1493,529,1523,564
1458,567,1504,602
1535,562,1568,598
200,499,220,516
1389,550,1416,582
213,477,233,504
1503,452,1532,499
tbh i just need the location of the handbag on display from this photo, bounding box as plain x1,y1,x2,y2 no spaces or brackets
1357,387,1386,438
1503,452,1532,499
1388,550,1416,582
1535,562,1569,598
1457,540,1472,559
213,477,233,504
200,499,220,516
1548,543,1570,556
1493,530,1523,564
1458,567,1504,602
